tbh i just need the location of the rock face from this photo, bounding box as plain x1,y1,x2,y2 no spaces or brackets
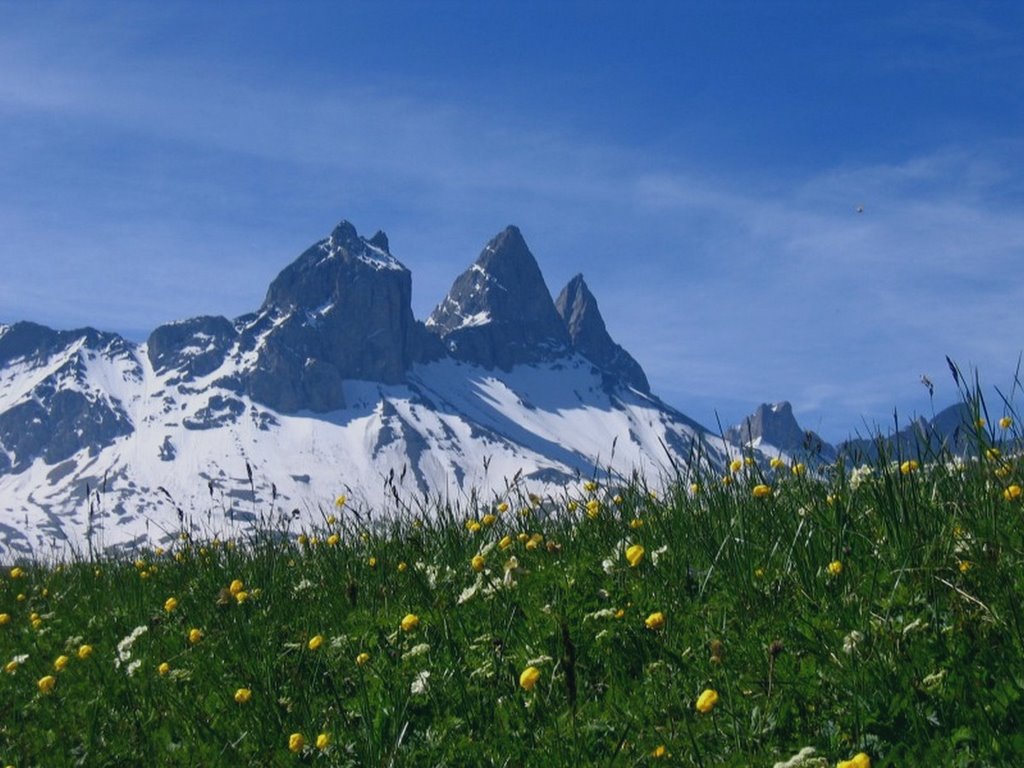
147,315,237,382
236,221,433,413
427,226,570,369
555,274,650,394
726,401,834,460
0,323,138,473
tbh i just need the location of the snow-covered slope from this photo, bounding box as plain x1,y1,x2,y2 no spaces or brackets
0,219,732,558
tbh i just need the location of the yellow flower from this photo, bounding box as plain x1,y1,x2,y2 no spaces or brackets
586,499,601,519
235,590,249,604
397,561,408,572
497,501,509,514
1000,416,1013,429
519,665,541,691
695,688,719,713
368,556,377,568
316,732,331,750
1004,485,1022,501
188,628,204,645
297,534,308,546
837,753,871,768
164,596,179,613
651,745,667,758
958,560,972,574
499,535,513,550
4,660,18,674
690,483,700,494
986,448,1001,460
334,494,347,507
308,634,324,651
625,544,645,568
234,687,252,704
16,593,25,602
754,567,765,579
326,514,337,525
792,462,806,476
517,532,529,543
356,652,371,666
53,655,69,672
77,644,93,660
645,611,665,630
288,732,305,753
612,494,623,505
827,560,843,576
729,458,743,474
482,514,497,526
769,456,785,469
900,459,919,475
566,500,578,512
229,579,244,595
400,613,420,632
9,567,24,579
467,521,481,533
721,475,733,486
158,662,171,676
37,674,56,694
584,480,598,492
752,484,772,499
326,533,340,547
977,418,986,428
471,555,486,572
0,613,9,626
629,518,644,529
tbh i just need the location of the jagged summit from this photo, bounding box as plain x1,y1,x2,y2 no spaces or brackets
726,401,834,460
555,274,650,394
0,215,723,556
427,225,570,369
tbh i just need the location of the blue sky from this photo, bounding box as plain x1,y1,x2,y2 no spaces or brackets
2,1,1023,440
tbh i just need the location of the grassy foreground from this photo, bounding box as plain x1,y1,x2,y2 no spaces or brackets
3,422,1024,765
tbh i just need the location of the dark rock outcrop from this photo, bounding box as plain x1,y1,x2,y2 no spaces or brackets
555,274,650,393
235,220,424,413
726,401,834,461
147,315,238,381
427,226,570,368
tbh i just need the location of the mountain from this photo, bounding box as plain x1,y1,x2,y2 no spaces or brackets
555,275,650,394
426,226,570,368
0,219,729,558
726,399,987,466
725,402,835,462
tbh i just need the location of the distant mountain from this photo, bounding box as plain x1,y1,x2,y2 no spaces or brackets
725,400,987,466
725,402,835,462
0,219,728,557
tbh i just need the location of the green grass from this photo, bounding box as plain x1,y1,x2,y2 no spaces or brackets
3,417,1024,765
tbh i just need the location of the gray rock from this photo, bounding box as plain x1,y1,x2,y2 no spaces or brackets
726,402,835,461
236,220,423,412
147,316,238,380
554,274,650,393
427,225,570,369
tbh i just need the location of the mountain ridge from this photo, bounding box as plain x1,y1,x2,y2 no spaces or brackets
0,218,727,557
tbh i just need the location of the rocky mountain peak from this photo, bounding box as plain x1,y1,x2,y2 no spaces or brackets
726,401,834,460
554,274,650,393
426,225,569,369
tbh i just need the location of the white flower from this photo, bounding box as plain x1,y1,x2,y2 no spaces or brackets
842,630,864,655
525,654,553,667
126,659,142,677
650,544,669,566
850,465,874,490
458,577,483,605
584,608,617,622
402,643,430,661
115,625,148,667
772,746,827,768
410,670,430,696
